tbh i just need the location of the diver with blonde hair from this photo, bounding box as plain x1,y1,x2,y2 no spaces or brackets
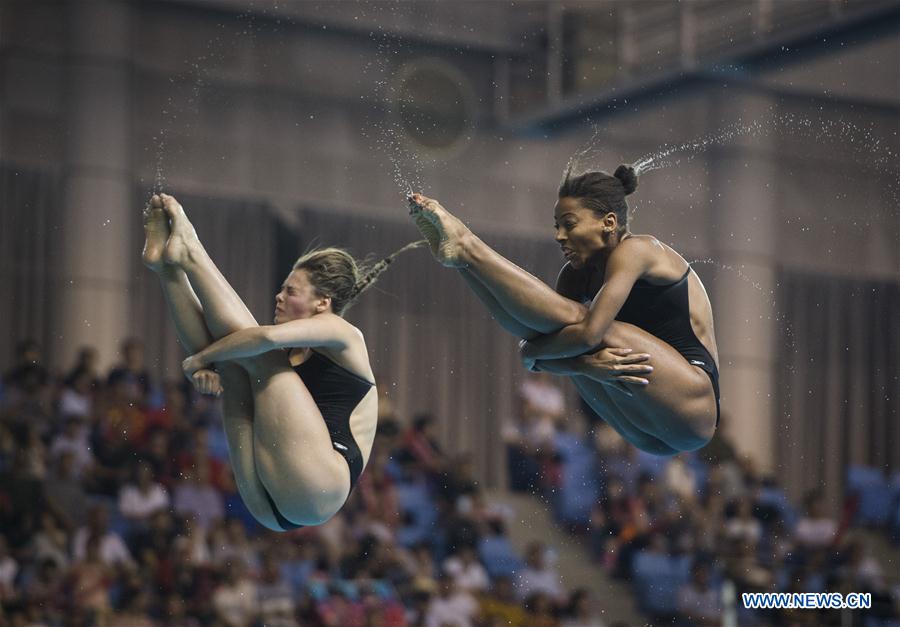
143,193,422,530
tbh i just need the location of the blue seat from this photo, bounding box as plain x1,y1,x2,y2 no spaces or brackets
847,466,890,526
554,433,599,526
757,487,798,530
395,479,437,548
857,484,893,525
478,535,524,578
557,483,598,526
280,559,315,594
632,552,691,617
847,465,884,492
635,449,668,478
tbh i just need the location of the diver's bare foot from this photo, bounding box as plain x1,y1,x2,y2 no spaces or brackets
407,193,471,268
407,196,442,257
142,194,170,272
160,194,201,267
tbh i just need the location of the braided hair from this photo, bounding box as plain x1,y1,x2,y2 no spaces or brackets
293,240,426,316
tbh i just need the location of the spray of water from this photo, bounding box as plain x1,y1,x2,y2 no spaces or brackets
687,258,795,354
151,0,278,193
631,111,897,182
362,33,429,200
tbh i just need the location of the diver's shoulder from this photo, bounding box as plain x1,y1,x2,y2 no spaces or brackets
613,233,664,259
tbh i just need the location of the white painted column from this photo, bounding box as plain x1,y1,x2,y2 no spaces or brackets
54,0,133,370
708,93,779,471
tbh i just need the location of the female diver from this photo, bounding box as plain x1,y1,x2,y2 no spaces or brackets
143,193,420,530
408,165,719,455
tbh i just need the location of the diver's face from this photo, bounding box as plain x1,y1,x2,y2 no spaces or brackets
553,197,610,269
274,269,327,323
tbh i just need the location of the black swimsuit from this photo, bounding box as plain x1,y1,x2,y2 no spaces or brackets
585,267,721,426
263,350,373,530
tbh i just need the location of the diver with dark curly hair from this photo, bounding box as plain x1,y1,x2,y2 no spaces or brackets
409,164,719,455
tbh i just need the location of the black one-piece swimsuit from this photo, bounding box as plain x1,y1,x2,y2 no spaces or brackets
263,350,373,530
584,268,721,426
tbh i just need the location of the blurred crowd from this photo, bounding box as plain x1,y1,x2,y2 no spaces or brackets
505,372,900,626
0,339,603,627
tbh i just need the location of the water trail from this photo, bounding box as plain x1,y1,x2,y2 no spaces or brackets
687,258,795,354
358,11,432,199
151,0,279,193
632,112,897,182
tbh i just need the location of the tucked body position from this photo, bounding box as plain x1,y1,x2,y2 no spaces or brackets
408,165,720,455
143,193,420,529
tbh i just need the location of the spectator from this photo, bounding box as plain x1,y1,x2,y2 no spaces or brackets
443,545,489,593
118,460,171,524
514,543,565,604
21,423,48,479
795,490,837,550
140,428,178,489
161,594,202,627
424,574,478,627
3,339,49,394
0,535,19,603
358,448,402,529
43,450,91,530
92,374,150,466
676,562,722,627
215,518,260,571
109,587,157,627
400,413,446,474
144,380,187,432
106,337,152,396
839,535,885,590
64,346,101,389
21,558,64,621
173,514,211,566
59,366,95,419
27,511,69,570
724,496,762,545
560,588,605,627
176,426,228,491
212,558,259,627
257,551,298,627
49,414,95,479
524,591,560,627
66,534,114,623
173,464,224,530
519,371,565,450
664,453,698,501
478,575,529,626
71,503,135,569
131,510,177,572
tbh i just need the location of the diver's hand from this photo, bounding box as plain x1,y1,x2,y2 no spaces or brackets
182,354,207,380
190,368,223,397
583,347,653,393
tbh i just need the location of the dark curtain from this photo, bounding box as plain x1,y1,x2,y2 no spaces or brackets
296,208,563,488
0,164,61,368
777,271,900,506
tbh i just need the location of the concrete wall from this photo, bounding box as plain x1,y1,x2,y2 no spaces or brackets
1,0,897,471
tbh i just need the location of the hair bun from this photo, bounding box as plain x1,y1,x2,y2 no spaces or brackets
613,164,638,195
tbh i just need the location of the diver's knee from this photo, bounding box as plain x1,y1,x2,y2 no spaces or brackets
599,321,631,348
271,488,344,527
632,435,680,456
666,413,716,453
682,418,716,451
263,470,348,527
567,301,589,325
